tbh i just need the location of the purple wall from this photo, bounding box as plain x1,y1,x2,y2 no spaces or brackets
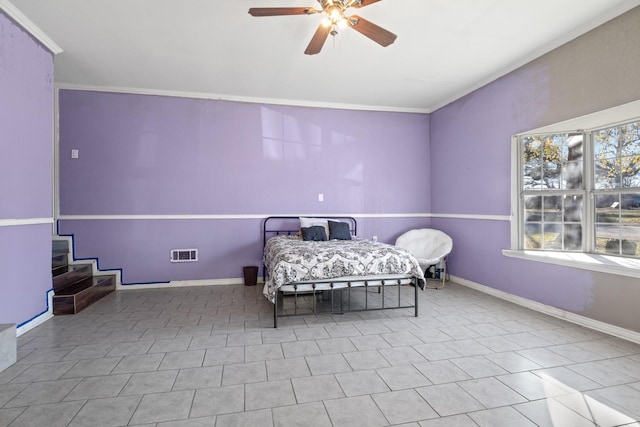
58,90,431,283
430,8,640,332
0,12,54,325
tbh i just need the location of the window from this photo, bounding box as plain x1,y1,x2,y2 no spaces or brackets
517,119,640,258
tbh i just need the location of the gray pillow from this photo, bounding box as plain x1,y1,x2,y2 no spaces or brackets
301,225,327,241
328,220,351,240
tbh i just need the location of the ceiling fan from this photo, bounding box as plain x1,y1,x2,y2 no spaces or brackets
248,0,397,55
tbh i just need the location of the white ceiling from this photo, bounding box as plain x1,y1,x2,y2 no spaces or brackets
7,0,640,112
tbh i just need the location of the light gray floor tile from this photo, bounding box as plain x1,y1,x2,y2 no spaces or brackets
159,350,205,370
474,335,522,352
325,395,388,427
377,365,432,390
517,347,573,368
190,385,244,418
0,407,25,426
547,343,602,363
293,328,331,341
372,389,438,424
554,391,639,426
567,360,638,387
172,365,223,390
261,329,297,344
64,373,131,401
0,382,28,407
354,322,393,336
203,347,244,366
245,343,284,362
514,399,596,427
107,340,153,357
188,334,228,350
325,324,362,338
15,346,72,364
63,356,122,378
7,400,85,427
316,337,358,354
416,383,485,417
533,366,601,392
282,341,322,358
414,360,472,384
468,406,537,427
349,334,391,351
4,378,80,407
111,352,165,374
496,371,568,400
412,343,462,361
140,327,180,341
484,351,542,373
292,374,345,403
245,379,296,410
450,355,508,378
343,349,390,371
177,325,213,338
306,354,352,375
157,415,217,426
149,337,193,353
272,401,331,427
379,346,427,366
443,339,493,357
335,369,390,396
382,331,424,347
587,384,640,420
10,360,76,383
458,377,527,408
222,361,267,385
61,343,115,361
418,414,478,427
266,357,311,380
120,369,178,395
130,390,194,424
227,331,262,347
216,408,273,427
68,395,142,427
439,326,481,341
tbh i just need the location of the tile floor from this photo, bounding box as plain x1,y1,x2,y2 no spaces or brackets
1,282,640,426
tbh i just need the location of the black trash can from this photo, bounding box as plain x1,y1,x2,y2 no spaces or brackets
243,266,258,286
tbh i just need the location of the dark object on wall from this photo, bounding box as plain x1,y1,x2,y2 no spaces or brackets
243,266,259,286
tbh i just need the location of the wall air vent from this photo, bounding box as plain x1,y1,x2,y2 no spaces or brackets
170,249,198,263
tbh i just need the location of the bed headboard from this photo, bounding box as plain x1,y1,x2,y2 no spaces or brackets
262,216,357,248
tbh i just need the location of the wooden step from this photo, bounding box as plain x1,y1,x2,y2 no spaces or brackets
52,275,116,315
53,263,93,293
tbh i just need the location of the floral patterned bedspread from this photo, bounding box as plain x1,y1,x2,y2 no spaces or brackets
263,236,425,302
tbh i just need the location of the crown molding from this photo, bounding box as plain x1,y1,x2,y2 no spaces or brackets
0,0,63,54
55,84,431,114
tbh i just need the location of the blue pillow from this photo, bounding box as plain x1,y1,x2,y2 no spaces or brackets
328,220,351,240
301,225,327,241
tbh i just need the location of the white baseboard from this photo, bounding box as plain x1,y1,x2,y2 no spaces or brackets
118,277,264,290
451,275,640,345
16,290,53,337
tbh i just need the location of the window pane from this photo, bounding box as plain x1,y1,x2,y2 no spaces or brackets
522,135,582,190
594,157,620,189
564,224,582,250
543,223,561,249
524,195,542,221
542,195,562,221
563,195,582,222
594,121,640,190
595,194,619,223
524,223,542,249
596,225,640,256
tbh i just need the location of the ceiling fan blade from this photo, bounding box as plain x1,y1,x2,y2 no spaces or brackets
348,15,397,47
351,0,383,8
304,23,331,55
248,7,316,17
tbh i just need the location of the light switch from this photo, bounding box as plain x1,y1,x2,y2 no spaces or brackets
71,149,79,159
318,193,324,202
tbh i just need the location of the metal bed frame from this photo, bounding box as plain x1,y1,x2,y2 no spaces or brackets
262,216,419,328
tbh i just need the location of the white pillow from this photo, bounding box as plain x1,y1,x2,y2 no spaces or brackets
299,217,329,239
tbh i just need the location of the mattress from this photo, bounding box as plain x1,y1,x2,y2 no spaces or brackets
263,235,425,302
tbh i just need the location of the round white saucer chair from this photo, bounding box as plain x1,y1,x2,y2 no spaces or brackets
395,228,453,289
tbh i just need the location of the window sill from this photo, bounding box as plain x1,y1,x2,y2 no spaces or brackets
502,249,640,279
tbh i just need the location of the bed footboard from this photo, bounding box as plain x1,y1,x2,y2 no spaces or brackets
272,276,418,328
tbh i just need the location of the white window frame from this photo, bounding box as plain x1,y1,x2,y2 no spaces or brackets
504,100,640,278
